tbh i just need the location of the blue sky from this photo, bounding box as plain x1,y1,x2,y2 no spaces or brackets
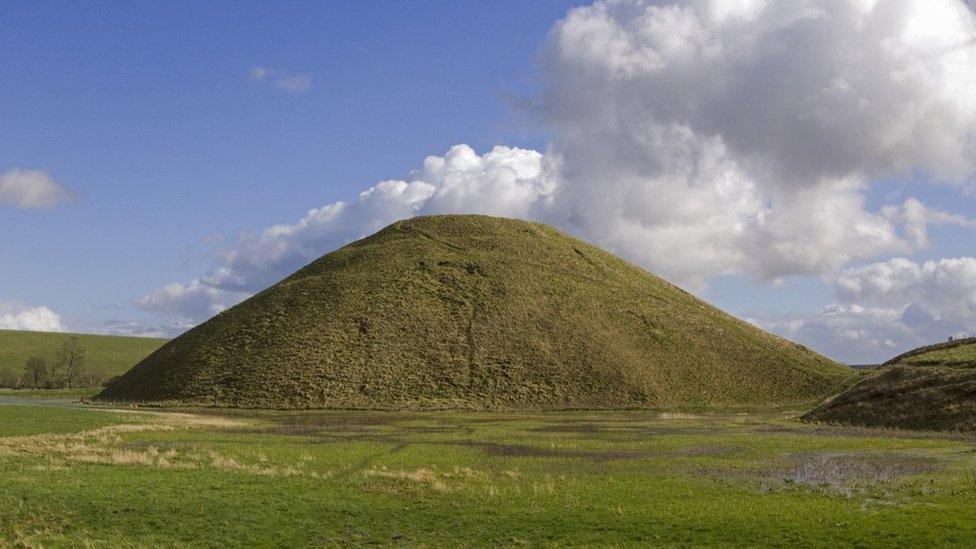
1,0,573,327
3,0,976,364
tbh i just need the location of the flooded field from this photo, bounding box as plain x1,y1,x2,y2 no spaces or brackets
1,395,974,546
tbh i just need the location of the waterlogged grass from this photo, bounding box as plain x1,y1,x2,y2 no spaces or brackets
0,400,974,546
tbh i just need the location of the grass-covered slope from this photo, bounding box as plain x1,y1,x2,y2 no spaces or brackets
883,337,976,368
804,339,976,431
98,215,852,409
0,330,166,383
803,366,976,431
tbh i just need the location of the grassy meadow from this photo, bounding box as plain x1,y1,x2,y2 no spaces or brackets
1,393,974,547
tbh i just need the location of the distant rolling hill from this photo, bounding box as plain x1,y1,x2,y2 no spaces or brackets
0,330,167,385
98,214,853,409
804,338,976,431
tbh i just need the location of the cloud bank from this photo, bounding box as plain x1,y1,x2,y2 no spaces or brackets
139,1,976,362
757,257,976,363
0,303,64,332
0,169,74,209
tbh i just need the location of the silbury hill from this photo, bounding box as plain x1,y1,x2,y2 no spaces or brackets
97,215,852,409
804,338,976,431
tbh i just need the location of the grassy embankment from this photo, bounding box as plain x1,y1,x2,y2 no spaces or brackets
0,395,973,546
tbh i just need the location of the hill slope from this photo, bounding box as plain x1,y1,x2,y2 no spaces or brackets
0,330,167,385
804,339,976,431
97,215,852,409
883,337,976,368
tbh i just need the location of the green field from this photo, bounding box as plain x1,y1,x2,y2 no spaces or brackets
0,330,166,386
1,394,973,546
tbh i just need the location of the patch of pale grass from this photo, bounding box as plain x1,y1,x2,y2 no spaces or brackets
363,466,451,492
207,451,324,478
453,466,477,478
659,412,701,420
0,411,330,479
31,464,68,472
531,480,556,495
143,412,250,430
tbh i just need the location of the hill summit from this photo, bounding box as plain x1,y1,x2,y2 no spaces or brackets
98,215,851,409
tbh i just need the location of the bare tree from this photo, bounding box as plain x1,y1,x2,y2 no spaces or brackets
23,357,49,389
56,338,86,389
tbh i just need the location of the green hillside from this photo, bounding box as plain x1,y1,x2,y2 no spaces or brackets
0,330,167,386
804,338,976,431
98,215,853,409
883,337,976,367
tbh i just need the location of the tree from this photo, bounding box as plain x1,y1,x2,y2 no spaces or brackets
23,357,48,389
0,367,19,389
56,338,86,389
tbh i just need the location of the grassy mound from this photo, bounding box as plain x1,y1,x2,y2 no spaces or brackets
97,215,852,409
804,339,976,431
0,330,166,386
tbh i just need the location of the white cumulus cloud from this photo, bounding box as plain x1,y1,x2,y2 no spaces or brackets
836,257,976,323
0,302,64,332
537,0,976,284
134,280,251,322
0,169,74,209
756,257,976,363
753,304,913,365
881,198,976,249
136,145,554,322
